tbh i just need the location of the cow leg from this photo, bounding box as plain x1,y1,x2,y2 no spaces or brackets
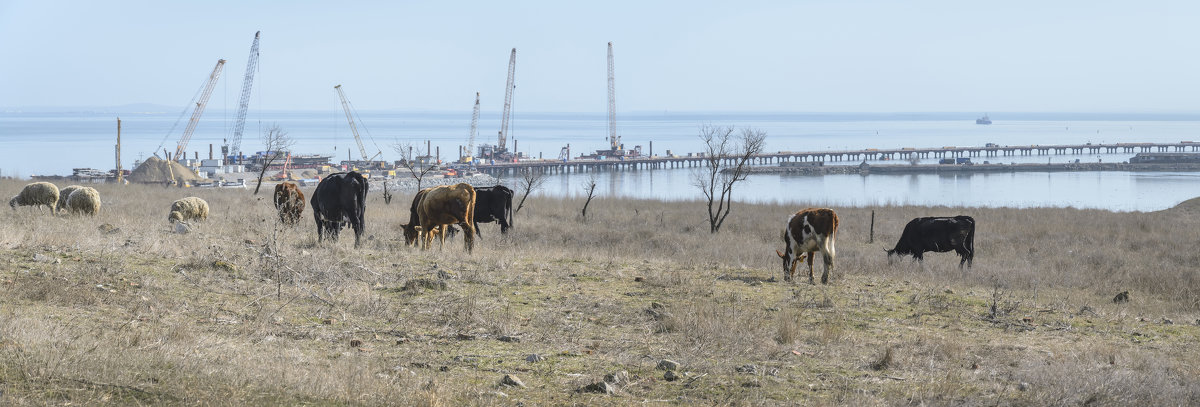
820,252,833,284
806,252,816,285
352,221,363,248
463,222,475,253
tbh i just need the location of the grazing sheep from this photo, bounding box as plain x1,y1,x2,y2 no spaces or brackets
168,197,209,224
56,185,83,213
9,182,59,213
65,187,101,216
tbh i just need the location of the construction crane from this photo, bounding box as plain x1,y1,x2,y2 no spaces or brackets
225,31,260,163
171,59,226,161
607,41,620,153
463,92,480,164
496,48,516,157
333,84,381,162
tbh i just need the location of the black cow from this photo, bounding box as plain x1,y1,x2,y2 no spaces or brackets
886,216,975,268
472,185,513,236
311,171,368,247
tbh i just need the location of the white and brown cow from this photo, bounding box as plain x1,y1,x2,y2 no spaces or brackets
775,208,839,284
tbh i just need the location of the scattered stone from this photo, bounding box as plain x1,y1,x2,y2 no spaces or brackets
243,239,257,245
439,366,449,372
411,362,431,369
173,222,191,234
437,270,456,280
1161,318,1174,325
525,354,545,363
580,381,614,394
944,289,955,294
212,260,239,272
650,302,665,309
1113,291,1130,304
32,254,60,264
741,381,762,388
497,335,521,343
403,278,447,292
456,333,476,341
499,374,526,389
1018,382,1030,391
664,370,681,381
300,250,310,256
97,223,120,234
489,391,509,398
766,368,779,377
735,364,758,374
656,359,680,371
395,337,409,345
604,371,629,386
634,276,644,282
349,339,363,347
453,356,479,363
322,318,335,325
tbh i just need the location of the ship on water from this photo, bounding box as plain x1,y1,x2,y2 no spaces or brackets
976,114,992,125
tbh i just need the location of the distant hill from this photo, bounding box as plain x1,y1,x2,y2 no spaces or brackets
0,103,181,114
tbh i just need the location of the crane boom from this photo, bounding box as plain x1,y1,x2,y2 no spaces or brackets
174,59,226,161
607,42,619,151
228,31,260,161
498,48,516,152
334,84,370,161
467,92,480,159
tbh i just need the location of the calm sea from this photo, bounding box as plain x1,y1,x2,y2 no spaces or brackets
2,110,1198,211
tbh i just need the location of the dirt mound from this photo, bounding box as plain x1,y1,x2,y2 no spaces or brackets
128,156,203,184
1163,196,1200,215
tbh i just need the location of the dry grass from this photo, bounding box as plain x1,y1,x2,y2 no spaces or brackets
0,179,1198,405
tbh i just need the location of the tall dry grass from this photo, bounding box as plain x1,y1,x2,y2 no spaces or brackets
0,179,1197,405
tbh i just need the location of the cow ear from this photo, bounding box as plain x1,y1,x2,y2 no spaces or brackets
775,250,786,259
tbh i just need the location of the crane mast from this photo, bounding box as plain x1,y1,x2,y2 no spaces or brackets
498,48,516,153
174,59,226,161
227,31,260,162
465,92,480,162
607,42,620,152
333,84,371,161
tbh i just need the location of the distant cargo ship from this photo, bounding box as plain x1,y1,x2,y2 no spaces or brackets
976,114,992,125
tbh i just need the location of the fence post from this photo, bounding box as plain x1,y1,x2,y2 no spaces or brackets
869,210,875,243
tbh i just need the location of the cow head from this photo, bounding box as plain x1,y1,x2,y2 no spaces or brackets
775,249,807,282
402,223,420,246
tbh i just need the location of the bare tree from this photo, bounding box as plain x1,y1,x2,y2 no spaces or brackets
513,167,547,216
692,124,766,233
392,141,440,191
253,124,295,195
580,173,598,220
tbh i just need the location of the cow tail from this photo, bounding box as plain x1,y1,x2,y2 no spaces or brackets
507,190,514,228
965,219,976,257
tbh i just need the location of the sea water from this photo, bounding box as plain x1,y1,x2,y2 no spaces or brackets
2,110,1198,211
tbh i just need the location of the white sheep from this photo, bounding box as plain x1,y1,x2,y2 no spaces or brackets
66,187,101,216
168,197,209,224
56,185,82,213
9,182,59,213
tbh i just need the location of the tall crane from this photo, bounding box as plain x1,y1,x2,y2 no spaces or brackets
464,92,480,163
607,41,620,153
226,31,260,163
497,48,516,155
333,84,380,162
173,59,226,161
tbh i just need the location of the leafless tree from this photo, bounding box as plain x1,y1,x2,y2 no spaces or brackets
392,141,440,191
253,124,295,195
513,167,547,216
580,173,598,220
692,124,766,233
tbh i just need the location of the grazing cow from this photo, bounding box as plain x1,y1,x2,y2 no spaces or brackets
887,216,975,268
416,183,476,252
402,187,434,246
310,171,368,247
472,185,514,236
775,208,839,284
273,182,306,225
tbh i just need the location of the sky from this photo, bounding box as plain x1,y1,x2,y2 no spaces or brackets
2,0,1200,113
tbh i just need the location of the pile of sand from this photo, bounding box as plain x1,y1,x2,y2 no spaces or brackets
128,156,204,184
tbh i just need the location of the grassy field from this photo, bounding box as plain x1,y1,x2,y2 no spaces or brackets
1,179,1198,405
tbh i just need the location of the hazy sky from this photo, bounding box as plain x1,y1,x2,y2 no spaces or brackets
2,0,1199,113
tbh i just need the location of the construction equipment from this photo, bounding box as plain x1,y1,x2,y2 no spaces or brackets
333,84,382,162
494,48,517,159
225,31,260,163
462,92,480,164
607,41,620,153
156,59,225,162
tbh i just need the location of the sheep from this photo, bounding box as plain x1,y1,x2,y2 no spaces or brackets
9,182,59,213
65,187,101,216
168,197,209,224
56,185,83,213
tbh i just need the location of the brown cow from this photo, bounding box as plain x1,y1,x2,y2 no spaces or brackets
775,208,839,284
274,182,306,225
416,183,476,252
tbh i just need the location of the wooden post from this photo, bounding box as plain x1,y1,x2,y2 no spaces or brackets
869,210,875,243
115,117,123,185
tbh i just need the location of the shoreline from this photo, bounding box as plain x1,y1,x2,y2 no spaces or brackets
737,161,1200,175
